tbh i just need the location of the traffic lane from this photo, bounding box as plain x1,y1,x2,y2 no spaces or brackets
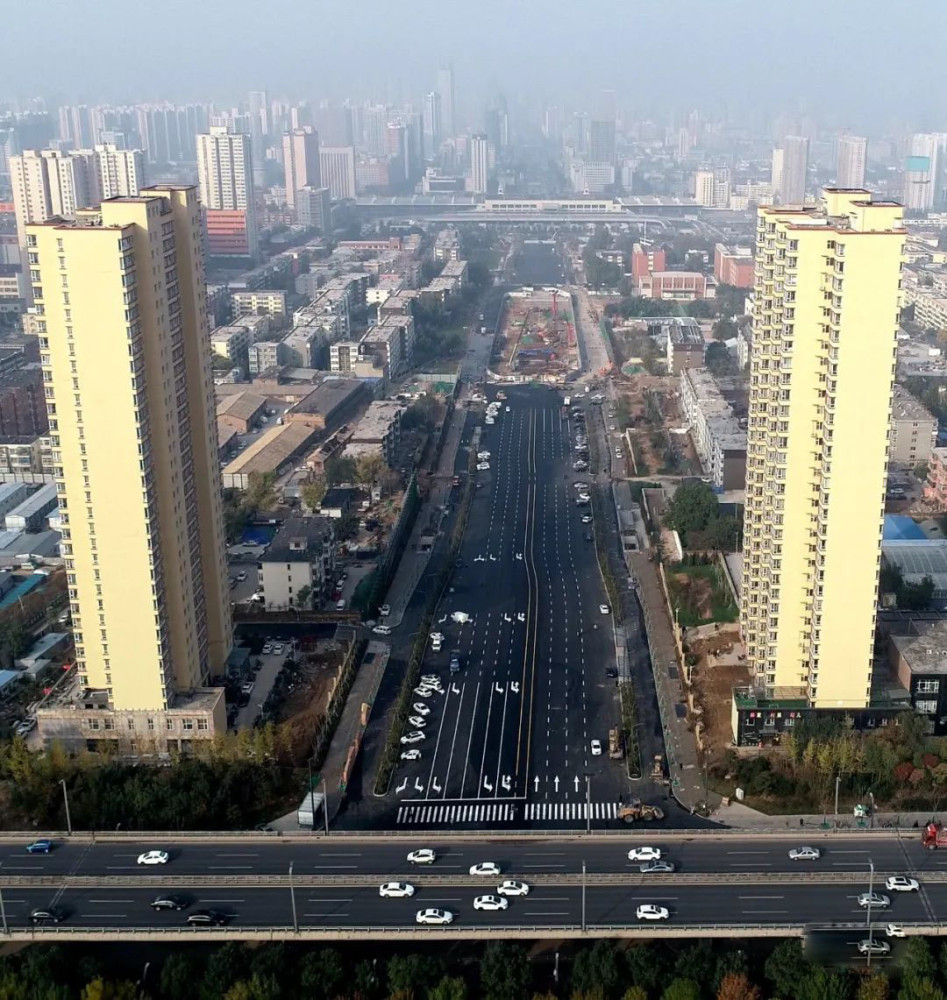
3,882,936,931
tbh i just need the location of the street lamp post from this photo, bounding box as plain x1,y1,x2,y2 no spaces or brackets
585,775,591,836
0,864,7,936
60,779,72,836
835,774,841,823
289,861,298,934
866,859,875,968
581,860,587,933
323,777,330,837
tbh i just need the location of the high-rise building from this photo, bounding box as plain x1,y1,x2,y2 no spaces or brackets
542,106,561,142
196,127,258,259
247,90,269,187
362,104,389,157
386,122,409,183
295,185,332,232
836,134,867,189
282,128,321,208
424,92,442,155
589,119,616,164
470,133,489,195
436,66,455,138
772,135,809,205
741,189,905,709
694,168,730,208
903,133,947,212
29,186,232,746
95,144,145,200
319,146,357,200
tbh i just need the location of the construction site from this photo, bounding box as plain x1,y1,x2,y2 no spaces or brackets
493,288,579,381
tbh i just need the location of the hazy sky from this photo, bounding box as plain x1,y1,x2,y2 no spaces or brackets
4,0,947,128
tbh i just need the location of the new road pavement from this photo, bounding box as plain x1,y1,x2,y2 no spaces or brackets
388,384,628,830
3,832,947,941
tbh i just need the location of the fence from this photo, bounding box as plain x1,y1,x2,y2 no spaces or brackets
311,636,368,773
364,474,421,615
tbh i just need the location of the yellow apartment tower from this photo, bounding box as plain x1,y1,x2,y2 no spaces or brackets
742,189,905,710
29,187,232,749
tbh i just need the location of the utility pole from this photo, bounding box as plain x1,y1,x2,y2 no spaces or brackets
835,774,841,822
60,779,72,835
323,777,330,836
0,870,7,936
289,861,298,933
866,858,875,968
581,860,587,932
585,775,591,836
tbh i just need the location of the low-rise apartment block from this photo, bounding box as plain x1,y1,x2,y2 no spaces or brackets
343,400,406,467
433,228,460,262
249,340,288,375
666,321,706,374
360,315,415,377
679,368,747,491
889,384,937,465
926,447,947,507
231,289,288,325
257,517,335,608
714,244,755,289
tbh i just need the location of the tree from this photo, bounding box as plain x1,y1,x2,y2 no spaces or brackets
160,953,205,1000
80,981,137,1000
200,943,252,1000
765,940,809,999
704,341,737,377
900,980,946,1000
356,452,386,489
387,954,442,996
301,479,327,512
714,952,750,993
915,461,930,482
797,968,852,1000
325,455,357,486
571,940,622,999
673,944,713,987
713,317,738,341
904,940,939,985
859,975,890,1000
293,584,313,609
717,974,760,1000
662,980,700,1000
663,480,720,546
245,471,278,511
622,990,649,1000
625,945,666,992
480,942,531,1000
429,975,469,1000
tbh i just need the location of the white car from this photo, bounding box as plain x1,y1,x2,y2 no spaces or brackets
400,749,421,761
505,406,510,412
886,876,920,892
273,644,284,656
581,516,593,523
615,451,623,459
416,908,453,925
372,625,392,636
261,644,273,655
590,739,603,756
788,846,821,861
858,892,890,909
421,674,439,683
380,604,391,617
412,702,431,716
469,862,501,876
627,847,661,862
478,451,491,460
408,716,427,728
886,924,906,938
599,604,610,615
476,462,490,471
400,731,426,745
497,880,529,897
573,482,588,490
379,882,415,898
636,904,669,921
473,894,508,911
413,687,435,698
407,849,437,865
137,850,169,866
857,939,891,956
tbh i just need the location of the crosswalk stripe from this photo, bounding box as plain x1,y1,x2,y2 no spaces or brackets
395,800,621,825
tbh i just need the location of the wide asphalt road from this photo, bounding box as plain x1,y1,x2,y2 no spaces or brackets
389,384,628,830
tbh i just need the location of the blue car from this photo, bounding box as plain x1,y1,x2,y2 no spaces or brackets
26,839,53,854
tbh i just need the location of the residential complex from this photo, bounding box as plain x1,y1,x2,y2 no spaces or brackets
836,134,867,189
741,189,906,709
282,128,321,209
888,384,937,465
197,127,258,259
29,187,232,747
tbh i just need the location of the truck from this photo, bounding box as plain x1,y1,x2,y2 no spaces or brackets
563,395,571,408
651,754,667,783
297,790,326,828
608,728,623,759
922,821,947,849
617,798,665,824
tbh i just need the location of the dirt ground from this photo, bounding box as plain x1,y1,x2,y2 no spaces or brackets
684,624,749,759
496,293,578,379
670,571,714,619
278,644,346,755
614,375,689,476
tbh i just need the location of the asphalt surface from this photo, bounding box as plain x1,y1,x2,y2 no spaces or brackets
389,385,628,829
2,834,945,935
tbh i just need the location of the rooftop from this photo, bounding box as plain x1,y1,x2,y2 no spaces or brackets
891,383,936,424
291,378,363,417
261,516,334,564
891,619,947,675
221,422,317,475
216,391,268,421
351,400,406,441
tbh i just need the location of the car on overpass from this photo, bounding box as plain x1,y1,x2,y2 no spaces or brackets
788,846,821,861
858,892,890,909
29,907,66,925
469,862,502,876
885,876,919,892
137,850,169,866
407,849,437,865
636,904,669,921
151,894,189,911
640,860,675,874
186,909,229,926
400,749,421,761
473,894,509,911
26,839,54,854
857,939,891,956
416,908,453,925
627,846,662,861
379,882,415,898
497,880,530,897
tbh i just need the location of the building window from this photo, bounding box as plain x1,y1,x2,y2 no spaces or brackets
917,679,941,694
88,718,100,731
147,718,155,731
182,718,194,731
127,718,135,730
166,718,175,731
197,718,209,731
916,699,938,715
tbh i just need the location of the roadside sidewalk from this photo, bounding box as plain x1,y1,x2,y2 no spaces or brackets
715,799,938,831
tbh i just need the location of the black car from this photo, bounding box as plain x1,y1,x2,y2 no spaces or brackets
151,894,189,911
186,909,230,926
30,907,66,924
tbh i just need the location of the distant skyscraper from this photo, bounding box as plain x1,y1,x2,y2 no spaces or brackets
903,133,947,212
196,127,258,259
95,144,145,200
589,119,616,164
319,146,357,200
694,168,730,208
248,90,269,187
295,185,332,232
836,134,867,189
282,128,321,208
542,107,561,141
436,66,455,138
386,122,409,183
471,133,489,195
424,92,442,155
772,135,809,204
362,104,389,157
742,190,905,710
29,186,232,746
